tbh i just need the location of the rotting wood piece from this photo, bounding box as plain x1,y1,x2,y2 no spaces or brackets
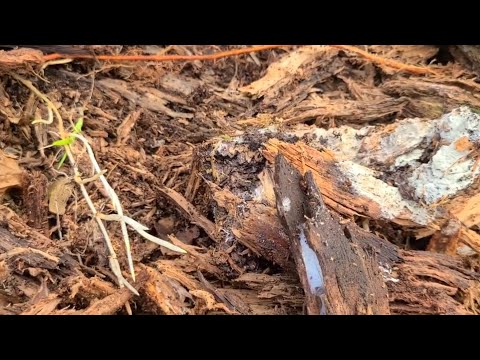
0,150,22,197
208,181,290,267
97,78,195,119
230,202,290,267
274,154,390,314
197,140,480,313
341,220,479,314
79,270,148,315
21,171,49,235
263,138,480,255
240,46,343,113
381,78,480,118
269,155,480,314
282,96,409,126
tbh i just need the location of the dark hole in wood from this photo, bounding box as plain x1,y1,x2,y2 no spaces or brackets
343,226,352,240
7,187,22,206
430,46,454,65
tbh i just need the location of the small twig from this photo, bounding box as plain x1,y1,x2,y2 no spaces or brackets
125,301,133,315
331,45,437,75
75,170,107,184
0,247,59,262
42,45,286,62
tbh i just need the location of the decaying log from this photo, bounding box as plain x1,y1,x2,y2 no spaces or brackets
273,155,479,314
264,138,435,226
201,107,480,258
197,126,480,314
263,107,480,256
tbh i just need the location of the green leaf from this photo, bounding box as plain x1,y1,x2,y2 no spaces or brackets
57,152,68,169
52,137,74,147
74,117,83,133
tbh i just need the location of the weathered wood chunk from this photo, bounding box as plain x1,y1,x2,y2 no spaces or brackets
274,154,390,314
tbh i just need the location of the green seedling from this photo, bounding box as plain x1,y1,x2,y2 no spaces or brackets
220,134,233,141
50,117,84,169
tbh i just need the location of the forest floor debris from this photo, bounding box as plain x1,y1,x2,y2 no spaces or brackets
1,45,480,314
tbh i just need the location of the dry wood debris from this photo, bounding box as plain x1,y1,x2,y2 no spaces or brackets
1,45,480,314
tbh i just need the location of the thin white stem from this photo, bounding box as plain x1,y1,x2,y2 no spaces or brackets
99,213,186,253
98,213,149,231
71,133,136,281
32,106,53,125
75,170,139,294
135,227,187,254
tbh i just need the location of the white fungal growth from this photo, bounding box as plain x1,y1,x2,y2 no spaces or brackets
253,184,264,202
367,119,434,167
394,149,425,168
338,161,433,225
408,107,480,205
292,125,372,161
410,144,477,204
282,197,291,212
437,106,480,143
258,125,278,135
378,264,400,283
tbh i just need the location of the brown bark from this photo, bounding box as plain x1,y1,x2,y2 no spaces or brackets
274,154,390,314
